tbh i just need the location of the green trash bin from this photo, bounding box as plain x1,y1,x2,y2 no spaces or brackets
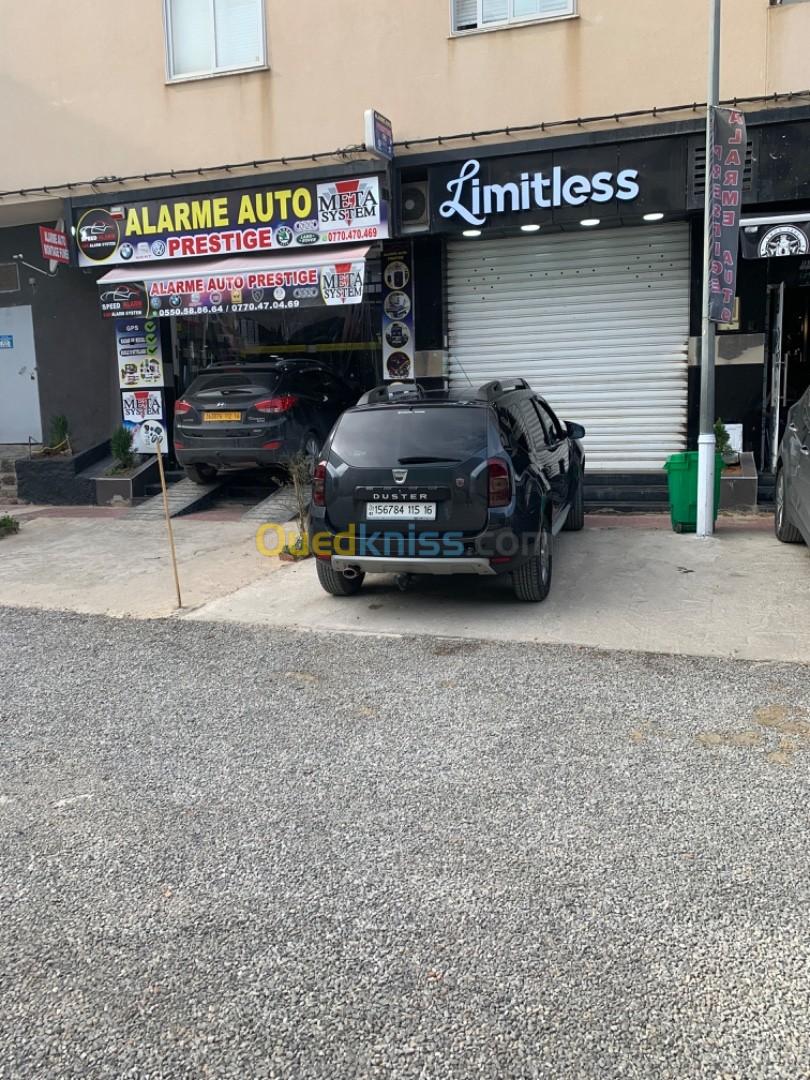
663,451,724,533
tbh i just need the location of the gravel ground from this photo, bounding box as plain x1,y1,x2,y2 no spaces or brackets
2,606,810,1080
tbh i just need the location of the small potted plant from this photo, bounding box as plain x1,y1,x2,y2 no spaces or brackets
0,513,20,540
714,418,739,467
37,415,72,457
95,426,160,506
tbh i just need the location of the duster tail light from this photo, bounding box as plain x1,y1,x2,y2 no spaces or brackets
487,458,511,507
312,461,327,506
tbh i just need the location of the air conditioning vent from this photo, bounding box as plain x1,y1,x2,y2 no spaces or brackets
401,181,429,234
688,135,755,208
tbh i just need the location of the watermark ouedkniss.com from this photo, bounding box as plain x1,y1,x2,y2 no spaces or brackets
255,524,541,561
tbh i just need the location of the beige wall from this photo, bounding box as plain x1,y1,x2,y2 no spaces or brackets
1,0,809,198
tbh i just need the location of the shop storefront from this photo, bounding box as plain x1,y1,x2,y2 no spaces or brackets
68,165,391,453
399,107,810,477
418,138,694,472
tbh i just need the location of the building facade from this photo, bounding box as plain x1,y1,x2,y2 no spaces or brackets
1,0,809,477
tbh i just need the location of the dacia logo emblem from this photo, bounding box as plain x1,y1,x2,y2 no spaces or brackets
393,469,408,484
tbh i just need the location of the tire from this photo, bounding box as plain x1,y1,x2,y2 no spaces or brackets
563,471,585,531
775,467,803,543
303,433,321,479
513,520,552,602
184,463,217,485
316,559,365,596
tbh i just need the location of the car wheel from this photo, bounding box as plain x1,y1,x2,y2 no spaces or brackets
563,471,585,531
775,467,803,543
513,520,552,602
184,463,218,485
316,559,365,596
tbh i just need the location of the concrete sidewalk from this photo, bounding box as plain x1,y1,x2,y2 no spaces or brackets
184,516,810,663
0,513,283,619
0,508,807,661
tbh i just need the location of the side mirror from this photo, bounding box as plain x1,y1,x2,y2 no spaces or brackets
566,421,586,440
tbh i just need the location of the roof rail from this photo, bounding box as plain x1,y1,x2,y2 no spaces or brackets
476,378,530,401
356,381,425,406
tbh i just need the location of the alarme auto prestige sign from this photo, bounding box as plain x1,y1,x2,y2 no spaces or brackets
428,140,689,230
97,259,367,319
73,174,389,267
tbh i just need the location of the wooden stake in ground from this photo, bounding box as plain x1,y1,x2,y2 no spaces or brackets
155,445,182,609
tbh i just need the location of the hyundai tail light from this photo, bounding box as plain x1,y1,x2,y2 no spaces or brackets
254,395,297,414
174,399,193,415
487,458,511,507
312,461,327,506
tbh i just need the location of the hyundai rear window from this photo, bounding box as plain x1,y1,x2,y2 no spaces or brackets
191,372,280,394
331,407,488,465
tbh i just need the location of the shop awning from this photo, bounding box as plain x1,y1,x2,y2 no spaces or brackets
96,245,371,318
740,213,810,259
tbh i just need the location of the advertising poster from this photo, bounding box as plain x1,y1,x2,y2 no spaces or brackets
115,318,164,388
125,419,168,455
122,390,168,455
708,108,746,324
74,175,389,267
741,219,810,259
381,245,415,381
98,260,367,319
38,226,70,265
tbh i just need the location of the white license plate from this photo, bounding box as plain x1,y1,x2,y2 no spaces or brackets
366,502,437,520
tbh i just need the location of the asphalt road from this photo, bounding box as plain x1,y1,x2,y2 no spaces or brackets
2,606,810,1080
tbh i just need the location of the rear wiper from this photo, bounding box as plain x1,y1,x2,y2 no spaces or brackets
397,456,461,464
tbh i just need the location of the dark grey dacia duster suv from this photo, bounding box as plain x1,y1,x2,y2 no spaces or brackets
309,380,585,602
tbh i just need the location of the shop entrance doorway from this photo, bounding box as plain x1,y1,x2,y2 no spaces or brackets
763,283,810,471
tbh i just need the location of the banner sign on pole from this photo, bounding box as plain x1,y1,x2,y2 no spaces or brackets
708,108,746,324
364,109,394,161
121,390,168,454
38,226,70,265
381,244,415,381
115,318,164,388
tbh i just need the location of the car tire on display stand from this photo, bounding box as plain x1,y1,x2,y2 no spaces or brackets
775,467,803,543
513,520,552,603
184,463,218,485
303,433,321,478
316,560,365,596
563,473,585,532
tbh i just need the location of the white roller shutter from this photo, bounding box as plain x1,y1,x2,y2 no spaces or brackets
446,224,691,471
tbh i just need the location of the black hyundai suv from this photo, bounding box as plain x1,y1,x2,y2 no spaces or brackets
309,379,585,602
173,357,357,483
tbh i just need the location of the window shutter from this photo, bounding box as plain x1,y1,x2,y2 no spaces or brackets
454,0,479,30
214,0,263,68
482,0,509,23
168,0,214,76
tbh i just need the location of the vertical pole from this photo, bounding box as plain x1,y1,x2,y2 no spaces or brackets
696,0,722,537
156,446,182,609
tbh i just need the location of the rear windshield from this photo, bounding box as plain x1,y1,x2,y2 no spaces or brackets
332,406,488,466
190,371,280,395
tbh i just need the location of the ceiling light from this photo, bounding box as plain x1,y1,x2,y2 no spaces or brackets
520,224,541,233
462,229,482,238
643,212,665,222
580,218,600,228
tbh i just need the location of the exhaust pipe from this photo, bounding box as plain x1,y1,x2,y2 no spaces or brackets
342,566,361,580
